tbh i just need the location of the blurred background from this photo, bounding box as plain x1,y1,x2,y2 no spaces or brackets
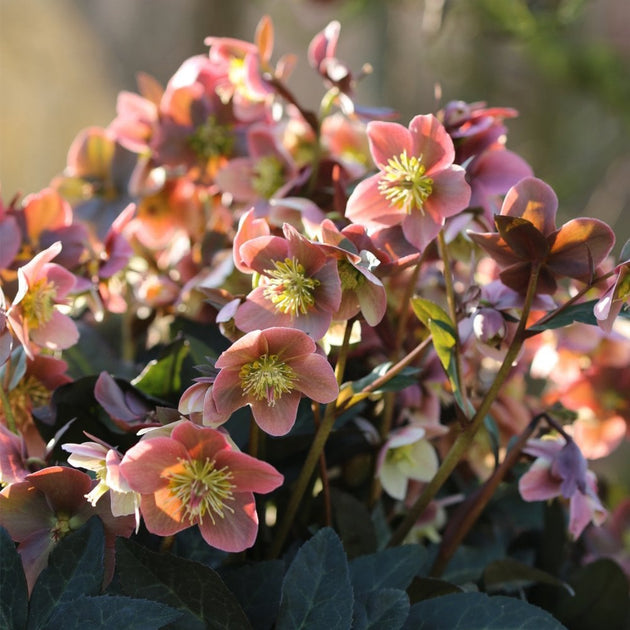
2,0,630,245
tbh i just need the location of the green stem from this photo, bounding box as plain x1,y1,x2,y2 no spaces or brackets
430,413,543,576
436,229,469,415
268,320,352,558
0,383,17,434
387,263,541,547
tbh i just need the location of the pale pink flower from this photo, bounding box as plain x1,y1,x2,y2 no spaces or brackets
345,114,471,251
0,424,30,486
119,422,283,552
234,224,342,340
6,242,78,358
210,327,339,436
519,437,607,539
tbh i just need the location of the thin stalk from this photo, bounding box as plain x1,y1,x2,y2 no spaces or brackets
312,401,332,527
0,384,17,434
388,263,541,547
430,413,543,576
436,229,469,415
268,320,352,558
248,416,260,459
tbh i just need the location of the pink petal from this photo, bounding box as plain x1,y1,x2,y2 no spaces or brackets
19,530,56,594
292,354,339,403
171,422,230,460
239,235,290,275
346,175,406,228
367,120,413,168
139,490,187,537
502,177,558,235
250,393,301,436
212,368,248,416
401,211,442,251
27,466,92,514
30,309,79,351
518,459,561,502
119,438,188,494
198,492,259,552
409,114,455,172
214,450,284,493
0,482,52,541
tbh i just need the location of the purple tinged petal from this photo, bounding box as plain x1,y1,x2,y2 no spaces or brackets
250,393,301,436
30,309,79,351
424,166,471,221
518,459,562,502
214,450,284,493
239,235,289,274
367,121,413,168
346,175,406,228
409,114,456,172
292,354,339,403
501,177,558,235
0,482,52,541
401,211,442,251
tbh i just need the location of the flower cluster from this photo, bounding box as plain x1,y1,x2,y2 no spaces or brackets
1,15,629,618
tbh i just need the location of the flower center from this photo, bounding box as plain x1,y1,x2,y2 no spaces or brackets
338,259,365,292
167,458,235,525
386,443,416,465
378,150,433,213
263,257,320,317
188,115,234,160
20,279,57,329
239,353,297,406
252,155,285,199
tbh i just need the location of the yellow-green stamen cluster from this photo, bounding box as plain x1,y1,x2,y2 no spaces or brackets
386,443,416,465
188,115,234,159
167,458,235,525
239,353,297,406
378,150,433,213
20,279,57,329
263,257,320,317
338,259,365,292
252,155,285,199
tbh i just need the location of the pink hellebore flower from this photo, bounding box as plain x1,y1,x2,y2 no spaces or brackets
468,177,615,295
345,114,471,251
119,422,284,552
376,425,440,501
211,327,339,436
0,466,135,593
519,437,607,539
235,224,342,340
178,374,220,426
6,242,79,358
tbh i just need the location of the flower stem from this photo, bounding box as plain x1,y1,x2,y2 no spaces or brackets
268,320,351,558
387,263,541,547
0,383,17,434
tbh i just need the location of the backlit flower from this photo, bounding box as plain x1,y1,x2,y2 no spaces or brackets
118,422,283,552
210,327,339,436
6,242,78,358
345,114,471,251
468,177,615,294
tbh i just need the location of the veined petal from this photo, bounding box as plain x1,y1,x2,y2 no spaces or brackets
424,166,471,221
502,177,558,235
30,309,79,351
239,235,289,274
139,490,186,536
292,354,339,403
367,120,413,168
346,175,406,228
518,459,561,502
401,211,442,251
198,492,258,552
409,114,455,172
250,392,301,436
214,450,284,493
0,482,52,541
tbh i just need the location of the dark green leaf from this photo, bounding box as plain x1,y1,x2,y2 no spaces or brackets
528,300,599,331
0,526,28,630
355,588,410,630
28,517,105,630
407,577,463,604
483,558,573,595
276,527,354,630
350,544,427,596
42,595,181,630
552,559,630,630
403,592,566,629
350,363,421,395
115,538,252,630
441,542,505,585
132,336,189,401
330,488,377,558
221,560,284,630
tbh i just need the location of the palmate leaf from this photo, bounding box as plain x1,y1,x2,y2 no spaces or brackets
115,538,252,630
27,517,105,630
403,592,566,629
276,527,354,630
0,526,28,630
41,595,181,630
